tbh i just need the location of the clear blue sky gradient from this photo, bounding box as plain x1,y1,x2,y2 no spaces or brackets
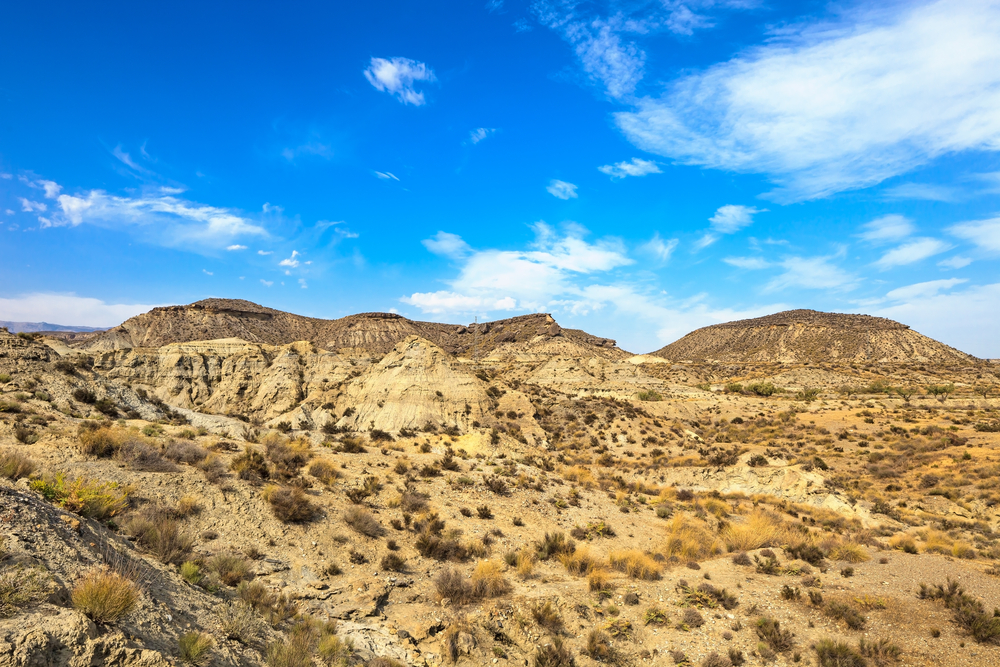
1,1,998,355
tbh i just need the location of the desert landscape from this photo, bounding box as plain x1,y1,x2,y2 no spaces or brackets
2,300,999,667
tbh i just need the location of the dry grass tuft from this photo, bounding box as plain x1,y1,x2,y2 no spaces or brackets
471,559,511,598
343,507,386,537
178,631,215,666
559,547,602,576
663,514,724,561
0,448,36,480
608,550,662,580
0,565,50,618
829,542,870,563
71,567,140,624
721,510,790,552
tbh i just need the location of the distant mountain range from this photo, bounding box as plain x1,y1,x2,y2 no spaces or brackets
0,321,107,333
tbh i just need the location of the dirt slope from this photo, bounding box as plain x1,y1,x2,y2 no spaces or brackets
652,309,978,364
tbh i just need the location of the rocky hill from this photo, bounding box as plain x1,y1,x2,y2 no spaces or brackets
652,309,978,364
82,299,624,359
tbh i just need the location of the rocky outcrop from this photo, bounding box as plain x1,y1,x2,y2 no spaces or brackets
80,300,627,359
653,309,977,364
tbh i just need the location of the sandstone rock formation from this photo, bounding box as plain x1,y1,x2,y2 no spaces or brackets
82,299,625,358
652,309,978,364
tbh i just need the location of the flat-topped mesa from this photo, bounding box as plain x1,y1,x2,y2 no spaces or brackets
81,299,624,359
652,309,976,364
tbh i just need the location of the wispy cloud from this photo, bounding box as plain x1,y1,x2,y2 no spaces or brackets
874,238,951,270
766,255,856,292
883,182,960,202
724,256,771,270
423,231,472,259
696,204,763,249
260,279,273,287
468,128,496,144
364,57,436,106
374,171,399,181
949,216,1000,253
546,179,578,200
598,157,660,179
639,233,678,264
258,250,273,256
19,198,47,213
938,255,972,269
24,176,266,249
858,214,914,243
202,269,213,276
281,141,333,162
885,278,966,301
615,0,1000,201
226,244,247,251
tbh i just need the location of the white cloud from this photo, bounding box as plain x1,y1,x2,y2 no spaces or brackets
19,198,47,213
364,57,436,106
258,250,273,256
39,180,61,198
598,157,661,179
885,278,966,301
874,238,951,269
547,179,578,199
724,256,771,270
279,250,301,268
639,233,678,263
858,214,914,243
375,171,399,181
883,182,959,202
25,180,268,249
202,269,213,276
615,0,1000,201
0,293,160,327
404,225,632,314
766,255,856,292
422,231,471,259
949,216,1000,253
468,128,496,144
299,278,308,289
872,282,1000,358
709,204,761,234
260,279,273,287
938,255,972,269
226,244,247,251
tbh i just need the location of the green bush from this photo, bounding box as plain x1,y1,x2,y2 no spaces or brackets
30,473,131,519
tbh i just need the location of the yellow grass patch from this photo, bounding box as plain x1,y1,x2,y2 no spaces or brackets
721,509,790,552
608,550,662,580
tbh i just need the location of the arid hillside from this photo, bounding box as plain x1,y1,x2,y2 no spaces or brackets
652,310,977,364
82,299,624,359
2,307,1000,667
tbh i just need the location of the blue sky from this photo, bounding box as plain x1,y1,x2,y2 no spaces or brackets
1,0,999,356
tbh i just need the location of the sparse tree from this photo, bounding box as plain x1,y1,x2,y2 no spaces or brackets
973,383,995,400
892,386,917,403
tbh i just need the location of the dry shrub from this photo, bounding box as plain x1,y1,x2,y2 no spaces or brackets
470,559,510,598
114,438,177,472
663,514,723,561
197,454,228,484
265,436,313,479
344,507,385,537
215,600,264,643
29,473,131,519
175,495,201,517
756,616,794,653
264,485,317,523
814,639,866,667
237,580,297,626
559,547,602,576
77,425,123,457
536,532,576,560
0,448,35,480
532,600,564,634
71,567,140,623
829,542,870,563
888,534,917,553
532,638,575,667
207,553,252,586
122,510,194,564
514,549,537,579
164,440,209,464
434,568,476,604
230,446,270,481
608,550,662,580
919,529,954,555
308,459,341,485
0,565,50,618
721,510,790,552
